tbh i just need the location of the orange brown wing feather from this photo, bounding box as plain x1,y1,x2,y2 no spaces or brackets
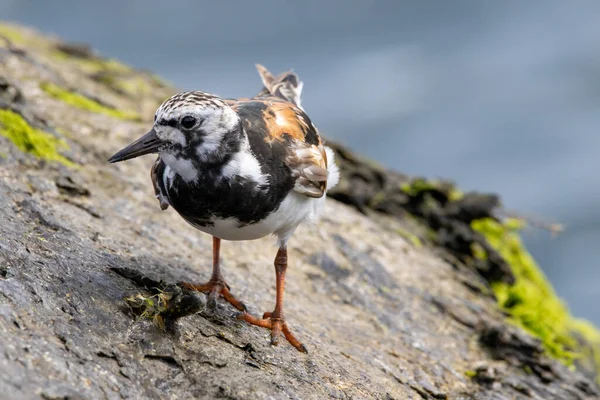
228,97,329,198
229,97,314,143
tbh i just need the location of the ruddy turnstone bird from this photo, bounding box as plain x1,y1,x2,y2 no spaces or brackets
108,65,339,352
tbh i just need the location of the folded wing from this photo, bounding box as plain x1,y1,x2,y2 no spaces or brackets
286,142,329,198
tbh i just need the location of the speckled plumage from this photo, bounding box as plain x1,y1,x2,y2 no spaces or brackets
109,65,339,352
149,91,338,243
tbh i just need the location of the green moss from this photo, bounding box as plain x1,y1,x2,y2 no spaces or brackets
425,228,438,242
0,24,25,44
124,291,173,330
471,242,487,261
401,178,439,196
0,108,74,166
40,82,140,121
396,228,422,248
448,189,464,202
472,217,600,379
369,191,386,208
55,126,73,139
104,74,153,99
401,177,464,201
464,370,477,378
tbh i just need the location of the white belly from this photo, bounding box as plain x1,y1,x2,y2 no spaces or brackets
185,190,327,244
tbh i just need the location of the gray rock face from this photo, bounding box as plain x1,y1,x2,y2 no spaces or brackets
0,22,597,399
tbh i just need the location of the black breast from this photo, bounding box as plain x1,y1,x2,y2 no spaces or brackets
155,139,296,228
164,172,287,228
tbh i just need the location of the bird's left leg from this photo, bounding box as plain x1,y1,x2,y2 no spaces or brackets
180,236,246,311
238,246,307,353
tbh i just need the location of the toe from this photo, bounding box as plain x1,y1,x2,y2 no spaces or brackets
270,321,282,346
281,322,307,353
220,285,247,312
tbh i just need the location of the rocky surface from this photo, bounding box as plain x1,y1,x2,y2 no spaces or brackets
0,22,598,399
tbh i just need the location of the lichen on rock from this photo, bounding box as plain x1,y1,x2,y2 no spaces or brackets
0,23,24,44
0,108,74,166
473,217,600,380
40,81,140,121
334,159,600,384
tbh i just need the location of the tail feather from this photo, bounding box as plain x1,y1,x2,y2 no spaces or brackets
254,64,339,192
324,146,340,191
255,64,304,110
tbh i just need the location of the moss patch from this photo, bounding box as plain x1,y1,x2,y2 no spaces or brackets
124,292,173,330
472,217,600,379
464,370,477,378
0,108,74,166
401,177,464,202
0,24,25,44
40,82,139,121
396,228,422,248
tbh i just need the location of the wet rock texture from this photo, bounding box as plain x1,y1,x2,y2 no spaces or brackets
0,23,598,399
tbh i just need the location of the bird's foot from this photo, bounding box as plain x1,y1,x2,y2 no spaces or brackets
238,311,308,353
179,280,246,312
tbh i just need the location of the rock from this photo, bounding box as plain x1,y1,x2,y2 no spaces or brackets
0,22,598,399
55,172,91,197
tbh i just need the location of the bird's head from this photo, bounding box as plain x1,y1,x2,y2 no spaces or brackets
108,91,241,179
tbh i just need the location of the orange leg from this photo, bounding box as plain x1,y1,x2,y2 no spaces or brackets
180,236,246,312
238,246,307,353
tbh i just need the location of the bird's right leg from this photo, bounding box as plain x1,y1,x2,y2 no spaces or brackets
180,236,246,311
237,246,307,353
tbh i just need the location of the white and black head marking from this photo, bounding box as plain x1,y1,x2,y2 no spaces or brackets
154,91,241,161
141,91,243,183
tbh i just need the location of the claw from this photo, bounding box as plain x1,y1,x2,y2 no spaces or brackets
238,311,307,353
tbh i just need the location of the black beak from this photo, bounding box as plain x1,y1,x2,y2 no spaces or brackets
108,129,161,163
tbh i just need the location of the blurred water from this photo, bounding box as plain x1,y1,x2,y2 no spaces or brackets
2,1,599,323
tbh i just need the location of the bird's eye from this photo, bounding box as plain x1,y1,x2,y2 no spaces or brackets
181,116,197,129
